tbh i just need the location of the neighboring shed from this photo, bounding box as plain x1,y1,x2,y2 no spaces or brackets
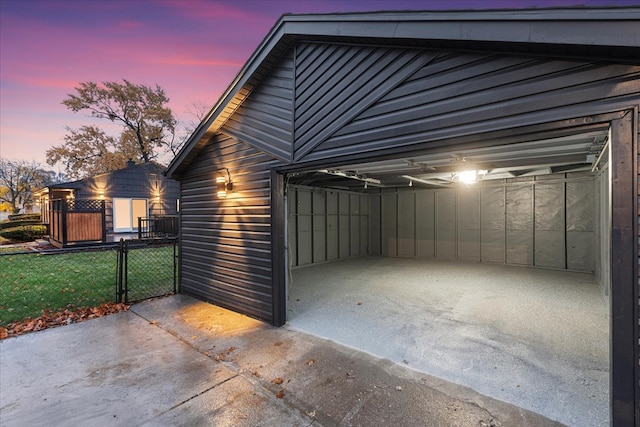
167,9,640,426
36,161,180,246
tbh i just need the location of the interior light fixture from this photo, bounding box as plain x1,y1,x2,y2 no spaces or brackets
216,168,233,198
409,180,413,187
457,170,478,184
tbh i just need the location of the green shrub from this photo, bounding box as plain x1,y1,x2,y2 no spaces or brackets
0,220,41,230
0,225,48,241
7,213,41,221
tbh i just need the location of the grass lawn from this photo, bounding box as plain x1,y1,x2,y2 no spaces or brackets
0,244,176,326
0,250,117,326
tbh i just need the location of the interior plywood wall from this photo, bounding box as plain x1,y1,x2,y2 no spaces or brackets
370,172,597,273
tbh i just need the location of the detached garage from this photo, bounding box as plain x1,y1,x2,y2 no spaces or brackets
167,8,639,426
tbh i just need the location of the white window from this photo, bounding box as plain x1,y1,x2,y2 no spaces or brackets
113,198,148,232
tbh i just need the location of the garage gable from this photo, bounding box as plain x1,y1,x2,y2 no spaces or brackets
294,44,639,164
220,50,294,163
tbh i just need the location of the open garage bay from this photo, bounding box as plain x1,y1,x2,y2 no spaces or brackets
288,257,609,426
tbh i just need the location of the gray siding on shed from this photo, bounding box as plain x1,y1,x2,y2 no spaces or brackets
179,134,281,323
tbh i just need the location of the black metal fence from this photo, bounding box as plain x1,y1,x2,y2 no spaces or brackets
116,238,178,304
0,238,178,326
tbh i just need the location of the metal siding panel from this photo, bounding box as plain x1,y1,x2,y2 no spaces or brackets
436,191,456,259
567,231,595,272
327,191,339,260
313,191,326,263
534,183,565,269
370,194,381,255
457,187,480,261
339,192,350,258
350,194,360,257
381,192,397,257
288,189,297,267
506,185,533,266
565,175,596,272
416,191,435,258
360,195,369,254
297,190,313,266
480,186,505,263
397,191,415,258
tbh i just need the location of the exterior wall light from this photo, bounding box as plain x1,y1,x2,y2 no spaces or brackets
216,168,233,198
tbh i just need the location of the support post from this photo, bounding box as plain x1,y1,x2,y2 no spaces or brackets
609,108,638,427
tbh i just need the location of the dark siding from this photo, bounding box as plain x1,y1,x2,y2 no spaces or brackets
293,45,640,162
293,44,436,161
180,134,282,323
633,107,640,425
222,50,294,162
71,163,179,233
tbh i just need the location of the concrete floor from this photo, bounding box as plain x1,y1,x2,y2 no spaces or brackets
1,295,563,426
287,256,610,427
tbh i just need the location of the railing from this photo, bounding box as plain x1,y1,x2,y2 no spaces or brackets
137,215,179,239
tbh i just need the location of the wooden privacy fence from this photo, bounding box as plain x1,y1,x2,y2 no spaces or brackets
50,199,106,247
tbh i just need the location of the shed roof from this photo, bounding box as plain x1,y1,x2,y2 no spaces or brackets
36,161,168,194
166,8,640,178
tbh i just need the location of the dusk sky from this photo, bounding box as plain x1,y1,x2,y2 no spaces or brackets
1,0,637,169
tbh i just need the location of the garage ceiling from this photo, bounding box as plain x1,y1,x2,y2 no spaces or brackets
289,129,609,189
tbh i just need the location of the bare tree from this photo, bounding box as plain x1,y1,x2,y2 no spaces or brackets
47,80,177,178
0,159,51,214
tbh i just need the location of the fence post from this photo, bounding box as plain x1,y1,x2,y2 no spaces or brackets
61,199,68,247
116,238,124,303
173,238,177,294
123,240,129,303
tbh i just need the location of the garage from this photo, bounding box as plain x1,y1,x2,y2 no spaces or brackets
284,129,611,426
166,9,639,427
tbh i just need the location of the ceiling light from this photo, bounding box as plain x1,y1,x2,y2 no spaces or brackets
458,170,477,184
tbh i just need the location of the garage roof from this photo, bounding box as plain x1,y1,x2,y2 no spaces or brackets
166,8,640,178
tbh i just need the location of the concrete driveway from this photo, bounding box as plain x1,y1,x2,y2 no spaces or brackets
1,295,563,426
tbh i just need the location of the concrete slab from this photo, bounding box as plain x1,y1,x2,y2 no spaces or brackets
1,294,564,426
0,306,308,426
288,257,609,427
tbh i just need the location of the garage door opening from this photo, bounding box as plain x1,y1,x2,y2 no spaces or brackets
284,128,613,426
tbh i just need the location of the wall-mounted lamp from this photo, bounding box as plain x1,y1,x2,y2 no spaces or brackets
98,190,105,200
216,168,233,198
